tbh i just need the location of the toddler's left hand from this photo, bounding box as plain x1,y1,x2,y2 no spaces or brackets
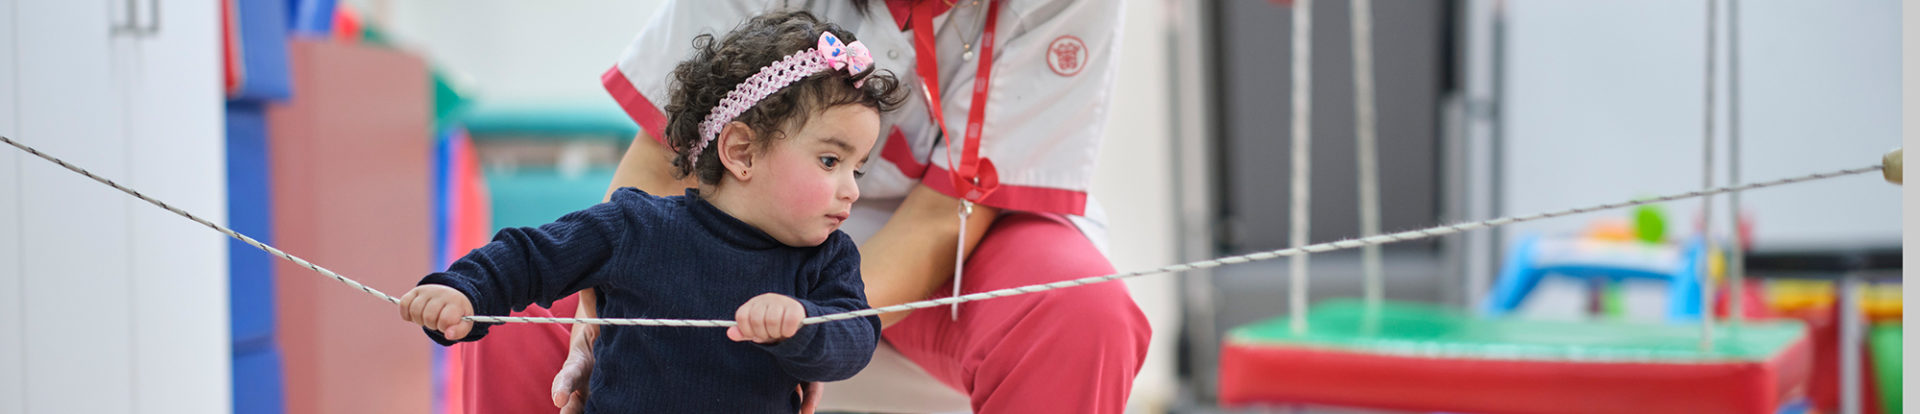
727,293,804,344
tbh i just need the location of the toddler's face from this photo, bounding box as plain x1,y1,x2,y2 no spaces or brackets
743,104,879,247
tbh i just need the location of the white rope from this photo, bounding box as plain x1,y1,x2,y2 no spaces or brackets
0,134,1882,328
473,164,1882,326
1287,0,1315,336
1699,0,1719,351
0,135,403,305
951,201,970,320
1351,0,1383,309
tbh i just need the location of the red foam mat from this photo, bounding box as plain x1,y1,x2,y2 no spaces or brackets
1219,337,1811,414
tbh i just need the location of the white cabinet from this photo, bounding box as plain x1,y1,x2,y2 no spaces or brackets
1,0,228,412
0,0,19,411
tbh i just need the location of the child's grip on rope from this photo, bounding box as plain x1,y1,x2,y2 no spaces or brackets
399,284,478,340
727,293,807,344
399,284,804,345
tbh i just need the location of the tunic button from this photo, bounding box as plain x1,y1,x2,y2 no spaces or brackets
888,49,901,59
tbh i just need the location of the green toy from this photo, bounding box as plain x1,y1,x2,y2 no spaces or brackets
1633,204,1666,244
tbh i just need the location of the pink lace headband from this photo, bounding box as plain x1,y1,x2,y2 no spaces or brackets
689,31,874,170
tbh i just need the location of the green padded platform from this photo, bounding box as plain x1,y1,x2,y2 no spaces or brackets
459,101,638,142
458,100,638,231
485,168,617,231
1228,299,1807,362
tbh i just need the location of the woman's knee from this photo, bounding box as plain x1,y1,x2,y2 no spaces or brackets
1030,285,1152,355
973,214,1148,346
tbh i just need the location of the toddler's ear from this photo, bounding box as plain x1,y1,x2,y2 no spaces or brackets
716,122,757,181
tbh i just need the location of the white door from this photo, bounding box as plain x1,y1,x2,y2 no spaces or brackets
1,0,228,412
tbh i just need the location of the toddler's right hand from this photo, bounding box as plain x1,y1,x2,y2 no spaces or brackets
726,293,804,344
398,284,476,340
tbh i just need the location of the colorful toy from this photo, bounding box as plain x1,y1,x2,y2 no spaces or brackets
1633,204,1667,244
1483,235,1707,321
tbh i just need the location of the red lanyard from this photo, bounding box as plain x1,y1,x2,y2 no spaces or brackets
911,0,1000,203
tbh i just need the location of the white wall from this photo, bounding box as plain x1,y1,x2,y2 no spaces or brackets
1500,0,1900,248
1497,0,1900,319
0,0,229,413
122,1,232,411
1096,0,1179,409
0,0,20,410
366,0,1182,410
359,0,671,103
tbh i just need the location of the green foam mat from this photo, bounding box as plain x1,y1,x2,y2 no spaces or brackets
1227,299,1806,363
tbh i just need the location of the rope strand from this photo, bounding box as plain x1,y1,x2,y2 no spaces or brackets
0,134,1881,327
0,135,402,305
481,164,1884,326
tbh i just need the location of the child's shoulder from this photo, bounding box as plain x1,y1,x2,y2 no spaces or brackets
608,186,666,200
605,187,690,217
607,186,691,202
815,229,859,258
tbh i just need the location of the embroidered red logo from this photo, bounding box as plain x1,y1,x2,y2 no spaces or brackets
1046,35,1087,77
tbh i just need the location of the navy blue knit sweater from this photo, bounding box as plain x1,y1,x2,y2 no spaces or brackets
420,188,881,413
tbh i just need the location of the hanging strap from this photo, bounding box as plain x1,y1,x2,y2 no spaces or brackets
911,0,1001,203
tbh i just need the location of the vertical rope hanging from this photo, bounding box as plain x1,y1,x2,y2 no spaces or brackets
1698,0,1720,351
1287,0,1316,334
1351,0,1383,310
1725,0,1746,329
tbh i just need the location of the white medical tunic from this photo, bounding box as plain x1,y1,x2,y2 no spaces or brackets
602,1,1123,410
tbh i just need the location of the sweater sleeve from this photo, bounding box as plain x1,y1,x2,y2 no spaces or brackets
419,191,640,344
756,232,882,382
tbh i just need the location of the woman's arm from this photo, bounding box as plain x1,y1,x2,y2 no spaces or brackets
605,131,701,198
862,184,998,327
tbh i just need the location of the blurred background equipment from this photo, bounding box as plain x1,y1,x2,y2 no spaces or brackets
0,0,1899,413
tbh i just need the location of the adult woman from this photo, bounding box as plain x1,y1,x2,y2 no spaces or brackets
464,1,1148,412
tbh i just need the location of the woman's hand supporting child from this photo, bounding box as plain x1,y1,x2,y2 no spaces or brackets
400,284,477,340
727,293,806,344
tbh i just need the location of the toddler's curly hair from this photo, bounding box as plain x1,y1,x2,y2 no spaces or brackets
663,10,906,184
